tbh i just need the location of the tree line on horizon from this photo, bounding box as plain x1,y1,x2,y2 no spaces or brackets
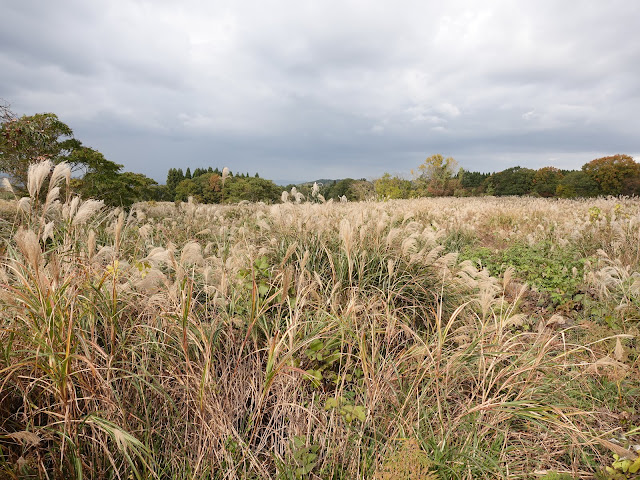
2,106,639,207
373,153,640,200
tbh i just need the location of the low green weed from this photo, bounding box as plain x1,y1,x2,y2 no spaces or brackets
460,240,586,309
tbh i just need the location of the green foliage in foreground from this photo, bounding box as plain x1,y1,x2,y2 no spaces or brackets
458,240,587,309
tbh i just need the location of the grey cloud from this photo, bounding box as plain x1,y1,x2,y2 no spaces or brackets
1,0,639,183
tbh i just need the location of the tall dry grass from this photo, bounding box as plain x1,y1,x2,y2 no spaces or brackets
0,162,638,479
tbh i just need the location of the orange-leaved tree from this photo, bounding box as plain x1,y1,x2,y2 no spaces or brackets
533,166,564,197
582,154,640,196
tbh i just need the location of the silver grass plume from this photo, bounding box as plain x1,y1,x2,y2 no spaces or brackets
72,199,104,226
14,228,42,271
138,224,153,238
17,197,31,214
134,268,167,294
27,159,52,198
65,196,81,221
94,246,115,265
43,187,60,214
49,162,71,190
222,167,230,185
502,265,515,291
87,229,96,259
180,241,203,266
41,221,55,243
145,247,173,266
281,190,289,203
339,218,354,256
114,210,125,252
1,177,14,195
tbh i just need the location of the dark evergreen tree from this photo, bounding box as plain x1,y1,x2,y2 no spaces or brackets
459,170,490,189
166,168,184,198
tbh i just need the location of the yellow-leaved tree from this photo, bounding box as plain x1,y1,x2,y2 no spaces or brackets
412,154,459,196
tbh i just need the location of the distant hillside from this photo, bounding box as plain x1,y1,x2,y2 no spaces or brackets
298,179,340,186
275,178,342,187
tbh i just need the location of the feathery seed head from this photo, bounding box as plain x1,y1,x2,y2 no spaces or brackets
180,241,203,266
15,228,42,270
66,196,81,220
44,186,60,213
502,266,514,291
339,218,354,254
94,246,116,265
138,224,153,238
49,162,71,190
41,221,55,243
1,177,14,194
145,247,174,266
134,268,167,294
114,210,125,251
27,159,53,198
73,199,104,226
87,229,96,259
387,259,395,278
17,197,31,214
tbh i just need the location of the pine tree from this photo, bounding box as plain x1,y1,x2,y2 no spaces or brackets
166,168,185,197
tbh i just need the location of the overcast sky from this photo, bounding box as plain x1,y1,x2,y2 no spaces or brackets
1,1,639,184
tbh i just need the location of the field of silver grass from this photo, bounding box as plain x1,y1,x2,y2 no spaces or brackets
0,161,638,479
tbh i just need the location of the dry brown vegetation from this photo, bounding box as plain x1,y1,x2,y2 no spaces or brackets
0,161,639,479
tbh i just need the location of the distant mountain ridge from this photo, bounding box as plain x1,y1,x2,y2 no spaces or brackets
274,178,342,187
299,179,339,186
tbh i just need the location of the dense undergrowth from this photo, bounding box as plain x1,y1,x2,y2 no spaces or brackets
0,161,639,479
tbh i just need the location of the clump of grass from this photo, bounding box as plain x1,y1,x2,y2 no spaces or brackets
374,439,438,480
0,160,638,478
